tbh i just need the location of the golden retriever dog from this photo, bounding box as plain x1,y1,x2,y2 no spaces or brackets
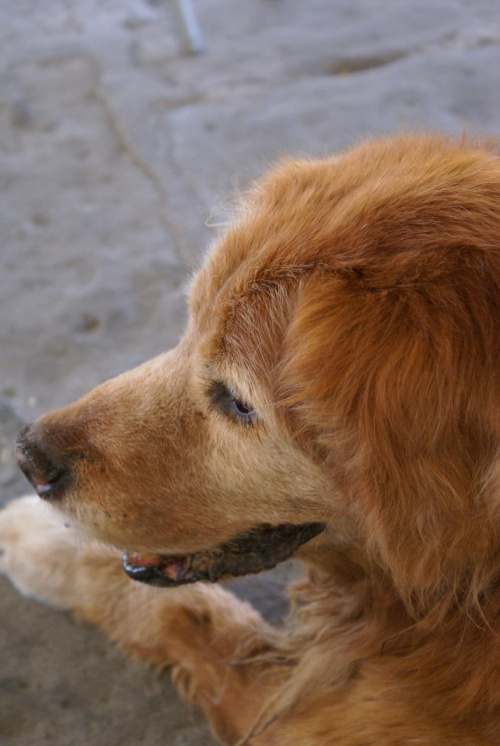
3,133,500,745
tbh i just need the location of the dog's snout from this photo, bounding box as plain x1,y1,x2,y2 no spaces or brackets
15,424,70,500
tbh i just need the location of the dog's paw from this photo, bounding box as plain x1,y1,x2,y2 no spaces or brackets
0,495,84,608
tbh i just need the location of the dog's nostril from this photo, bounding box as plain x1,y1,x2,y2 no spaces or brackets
15,425,69,501
30,466,67,498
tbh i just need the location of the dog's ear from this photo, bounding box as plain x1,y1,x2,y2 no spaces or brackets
282,268,500,617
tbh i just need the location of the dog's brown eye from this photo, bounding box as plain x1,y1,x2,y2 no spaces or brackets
209,382,257,424
234,400,251,415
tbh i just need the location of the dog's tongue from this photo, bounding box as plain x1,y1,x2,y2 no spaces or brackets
126,552,161,568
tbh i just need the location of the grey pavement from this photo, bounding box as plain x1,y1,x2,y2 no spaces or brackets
1,1,499,744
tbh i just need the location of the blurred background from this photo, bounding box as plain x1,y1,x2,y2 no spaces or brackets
1,1,499,744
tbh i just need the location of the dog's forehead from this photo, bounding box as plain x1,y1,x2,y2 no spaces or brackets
189,158,347,324
189,134,500,348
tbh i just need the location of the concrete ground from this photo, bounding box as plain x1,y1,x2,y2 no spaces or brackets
1,1,499,743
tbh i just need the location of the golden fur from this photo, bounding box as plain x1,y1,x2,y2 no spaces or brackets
3,133,500,744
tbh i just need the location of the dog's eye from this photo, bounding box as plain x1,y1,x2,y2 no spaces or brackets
208,382,257,424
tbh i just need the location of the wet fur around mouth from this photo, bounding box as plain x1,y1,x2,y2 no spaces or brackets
123,522,326,587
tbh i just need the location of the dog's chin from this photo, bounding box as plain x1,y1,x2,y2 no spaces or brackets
122,522,326,587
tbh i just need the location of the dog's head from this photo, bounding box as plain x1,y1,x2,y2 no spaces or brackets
15,135,500,608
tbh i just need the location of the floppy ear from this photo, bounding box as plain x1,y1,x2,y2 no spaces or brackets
282,269,500,616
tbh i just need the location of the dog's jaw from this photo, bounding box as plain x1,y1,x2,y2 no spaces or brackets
122,521,326,587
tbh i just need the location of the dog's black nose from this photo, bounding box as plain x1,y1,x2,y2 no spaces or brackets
15,424,69,500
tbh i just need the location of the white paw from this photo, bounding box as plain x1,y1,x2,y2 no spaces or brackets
0,495,82,608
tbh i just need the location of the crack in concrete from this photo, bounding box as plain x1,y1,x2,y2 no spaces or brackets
112,26,500,118
328,51,408,76
325,27,500,78
4,49,193,269
84,54,191,269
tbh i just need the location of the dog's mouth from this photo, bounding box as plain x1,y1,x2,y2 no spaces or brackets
122,522,325,587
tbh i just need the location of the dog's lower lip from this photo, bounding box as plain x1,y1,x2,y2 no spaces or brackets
122,522,326,588
122,552,191,585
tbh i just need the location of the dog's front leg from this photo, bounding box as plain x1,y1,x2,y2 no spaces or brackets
0,496,287,745
82,567,284,745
